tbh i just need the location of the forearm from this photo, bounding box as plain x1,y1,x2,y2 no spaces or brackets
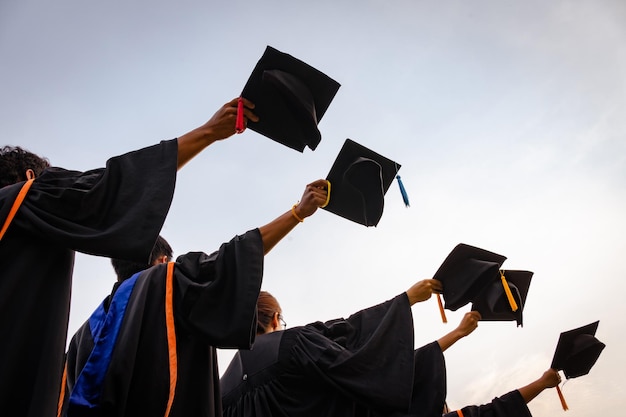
257,179,327,254
176,127,218,170
436,311,480,352
517,379,547,404
437,329,464,352
258,209,301,255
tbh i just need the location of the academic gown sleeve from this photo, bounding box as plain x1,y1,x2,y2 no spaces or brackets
173,228,264,348
3,139,178,261
444,390,531,417
405,341,447,417
297,294,416,411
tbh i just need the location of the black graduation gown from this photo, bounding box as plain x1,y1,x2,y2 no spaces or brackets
443,390,531,417
0,140,177,417
63,229,264,417
220,293,443,417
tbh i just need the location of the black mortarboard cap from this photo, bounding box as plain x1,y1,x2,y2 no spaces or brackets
551,321,606,379
433,244,507,311
471,270,533,326
240,46,341,152
322,139,400,227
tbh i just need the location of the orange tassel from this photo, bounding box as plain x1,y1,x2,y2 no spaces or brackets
500,270,518,312
436,293,447,323
556,385,569,411
235,97,245,133
0,178,34,240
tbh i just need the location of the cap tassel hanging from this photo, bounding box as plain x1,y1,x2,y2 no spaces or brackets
500,270,518,312
396,175,410,207
556,385,569,411
436,293,447,323
235,97,245,134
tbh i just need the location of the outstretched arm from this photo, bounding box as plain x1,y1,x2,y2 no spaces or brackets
176,97,259,170
437,311,481,352
517,368,561,403
444,369,561,417
259,179,328,255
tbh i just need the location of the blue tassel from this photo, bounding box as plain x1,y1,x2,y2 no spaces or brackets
396,175,410,207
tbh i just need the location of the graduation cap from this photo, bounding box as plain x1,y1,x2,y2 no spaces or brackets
471,270,533,327
322,139,401,227
238,45,341,152
551,321,605,379
433,244,507,315
550,321,606,410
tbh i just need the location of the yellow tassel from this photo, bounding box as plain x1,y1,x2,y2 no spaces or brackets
500,270,518,312
321,180,331,208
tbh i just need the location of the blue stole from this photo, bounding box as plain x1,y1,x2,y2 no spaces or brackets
68,272,141,414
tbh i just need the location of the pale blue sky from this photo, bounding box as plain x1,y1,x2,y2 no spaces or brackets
1,1,625,415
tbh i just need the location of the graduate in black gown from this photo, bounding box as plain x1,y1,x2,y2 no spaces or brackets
220,280,462,417
221,289,561,417
0,97,258,417
61,180,329,417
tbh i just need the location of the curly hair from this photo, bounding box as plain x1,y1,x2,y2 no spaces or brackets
0,146,50,188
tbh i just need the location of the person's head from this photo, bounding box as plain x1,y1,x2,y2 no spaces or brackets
0,146,50,188
111,235,173,282
256,291,285,335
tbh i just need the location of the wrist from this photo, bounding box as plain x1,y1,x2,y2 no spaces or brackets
291,204,304,223
452,328,467,341
198,125,220,145
180,126,217,148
